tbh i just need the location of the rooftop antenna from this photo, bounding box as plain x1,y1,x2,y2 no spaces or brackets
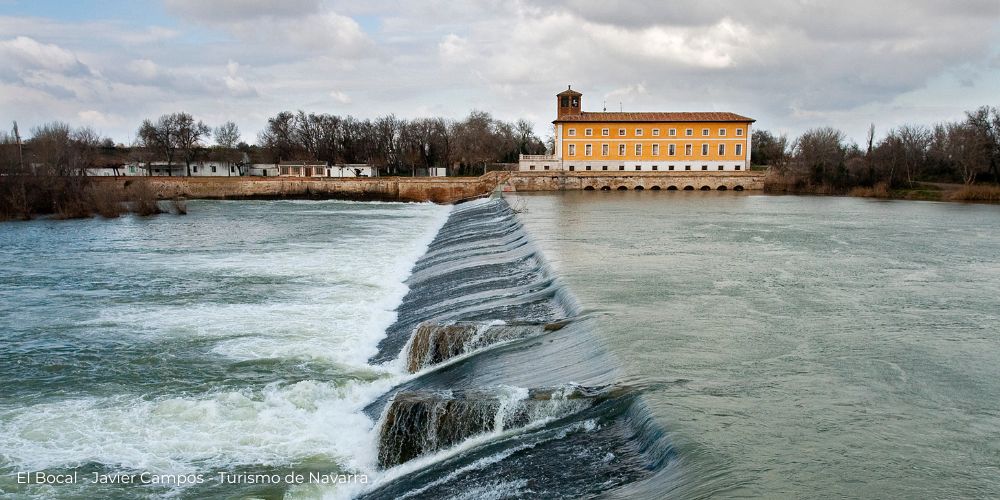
619,102,623,112
603,100,607,112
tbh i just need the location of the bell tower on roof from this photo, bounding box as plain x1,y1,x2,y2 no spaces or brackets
557,85,582,119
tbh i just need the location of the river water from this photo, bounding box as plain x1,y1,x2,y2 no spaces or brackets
509,191,1000,499
1,193,998,499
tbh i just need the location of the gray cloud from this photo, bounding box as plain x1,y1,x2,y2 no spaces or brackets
1,1,998,144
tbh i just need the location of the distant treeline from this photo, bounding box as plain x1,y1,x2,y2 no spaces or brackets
755,105,1000,195
0,110,547,219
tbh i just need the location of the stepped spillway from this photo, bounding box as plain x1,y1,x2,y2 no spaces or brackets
356,198,678,499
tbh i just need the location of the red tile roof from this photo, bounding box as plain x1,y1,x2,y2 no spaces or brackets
555,111,754,123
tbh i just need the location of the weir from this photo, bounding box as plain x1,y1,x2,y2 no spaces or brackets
360,198,676,499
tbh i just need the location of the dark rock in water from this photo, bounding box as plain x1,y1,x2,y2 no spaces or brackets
405,321,559,373
377,386,602,468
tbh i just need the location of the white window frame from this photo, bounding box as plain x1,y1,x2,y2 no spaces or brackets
735,144,743,156
618,144,626,156
685,144,692,155
701,143,709,156
702,128,710,136
618,128,626,136
635,144,642,156
668,144,676,156
718,144,726,155
652,129,660,137
602,143,609,156
585,128,593,137
585,144,592,156
736,128,744,136
719,128,726,137
602,128,610,137
652,144,660,156
669,128,677,136
568,144,576,156
685,128,693,136
635,128,644,137
568,128,576,137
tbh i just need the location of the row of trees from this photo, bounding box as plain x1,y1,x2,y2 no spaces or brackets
256,110,546,175
1,110,548,178
754,105,1000,190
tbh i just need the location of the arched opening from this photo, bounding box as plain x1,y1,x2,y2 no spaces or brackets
583,186,595,191
683,185,694,191
667,186,678,191
717,185,728,191
600,186,611,191
733,185,744,191
634,185,644,190
700,186,711,191
650,185,661,190
617,186,628,191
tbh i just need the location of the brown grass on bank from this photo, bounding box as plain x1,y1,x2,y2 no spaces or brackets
125,180,163,216
944,184,1000,203
89,182,127,218
847,182,891,198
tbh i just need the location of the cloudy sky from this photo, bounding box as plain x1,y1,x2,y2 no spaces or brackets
2,0,999,145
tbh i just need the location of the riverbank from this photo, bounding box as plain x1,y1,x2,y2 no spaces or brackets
763,171,1000,203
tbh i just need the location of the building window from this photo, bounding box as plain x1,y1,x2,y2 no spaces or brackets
635,165,641,171
652,129,660,136
585,144,592,156
702,165,708,170
635,128,643,136
561,96,569,107
544,165,550,170
669,128,677,136
586,165,592,170
685,165,691,170
619,165,625,170
585,128,593,136
735,165,741,170
230,165,235,173
735,144,743,156
701,144,709,156
719,128,727,137
128,166,136,174
602,144,609,156
602,128,610,136
568,128,576,137
702,128,709,136
193,166,198,173
718,165,724,170
685,144,692,155
686,128,693,136
618,128,626,136
211,165,217,173
652,144,660,156
668,165,675,171
718,144,726,156
568,144,576,156
652,165,658,170
635,144,642,156
619,144,626,156
736,128,744,136
530,165,536,170
668,144,676,156
569,165,575,171
602,165,608,170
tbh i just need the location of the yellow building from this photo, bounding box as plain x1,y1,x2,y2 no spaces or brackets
519,86,754,172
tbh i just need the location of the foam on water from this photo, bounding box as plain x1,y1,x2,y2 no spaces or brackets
0,200,453,498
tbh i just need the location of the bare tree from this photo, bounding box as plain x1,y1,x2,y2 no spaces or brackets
214,121,240,175
174,113,211,176
138,115,180,176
